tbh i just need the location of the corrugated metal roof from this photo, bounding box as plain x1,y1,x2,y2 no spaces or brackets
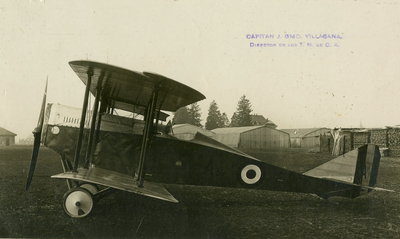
212,125,264,134
385,126,400,129
211,126,263,147
280,128,330,138
172,124,215,137
0,127,17,136
211,125,291,148
264,120,277,128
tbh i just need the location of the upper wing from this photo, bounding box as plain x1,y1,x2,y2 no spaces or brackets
69,61,206,115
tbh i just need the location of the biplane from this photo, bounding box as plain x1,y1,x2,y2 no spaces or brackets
27,60,390,218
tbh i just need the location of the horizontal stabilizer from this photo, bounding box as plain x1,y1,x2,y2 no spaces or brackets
303,147,359,183
51,167,178,203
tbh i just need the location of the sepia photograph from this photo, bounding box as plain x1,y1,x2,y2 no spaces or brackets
0,0,399,238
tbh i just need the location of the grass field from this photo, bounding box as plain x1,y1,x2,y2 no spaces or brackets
0,146,399,238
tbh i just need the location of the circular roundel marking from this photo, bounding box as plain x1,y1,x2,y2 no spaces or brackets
240,164,262,185
51,126,60,135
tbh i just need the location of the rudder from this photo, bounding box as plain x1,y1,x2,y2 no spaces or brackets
353,144,381,196
304,144,381,198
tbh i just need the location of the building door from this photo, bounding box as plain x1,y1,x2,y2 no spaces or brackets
6,138,9,146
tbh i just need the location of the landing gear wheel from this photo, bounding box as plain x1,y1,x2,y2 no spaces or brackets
80,183,100,195
63,187,94,218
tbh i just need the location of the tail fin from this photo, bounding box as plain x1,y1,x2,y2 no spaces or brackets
304,144,381,198
353,144,381,196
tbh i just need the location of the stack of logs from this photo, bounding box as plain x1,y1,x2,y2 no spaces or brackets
370,129,388,149
353,131,370,149
332,128,394,156
321,128,400,156
322,128,394,156
388,128,400,157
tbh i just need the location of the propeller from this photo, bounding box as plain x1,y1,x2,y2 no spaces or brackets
26,78,48,191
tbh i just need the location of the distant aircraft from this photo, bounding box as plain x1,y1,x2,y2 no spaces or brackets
26,61,391,218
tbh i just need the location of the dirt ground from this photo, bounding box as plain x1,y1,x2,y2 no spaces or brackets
0,146,399,238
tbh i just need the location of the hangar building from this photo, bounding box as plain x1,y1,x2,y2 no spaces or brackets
0,127,17,146
172,124,216,140
212,125,290,149
280,128,331,148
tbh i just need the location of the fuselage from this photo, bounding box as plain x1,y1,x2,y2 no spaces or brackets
42,103,365,198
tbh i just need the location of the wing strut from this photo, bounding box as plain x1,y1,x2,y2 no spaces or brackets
84,71,104,166
73,69,93,172
154,91,168,133
137,84,160,187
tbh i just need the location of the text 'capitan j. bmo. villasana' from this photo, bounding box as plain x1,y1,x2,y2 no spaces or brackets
246,34,343,47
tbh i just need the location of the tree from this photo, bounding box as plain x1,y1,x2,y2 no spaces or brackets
173,103,202,127
187,102,202,127
205,100,230,130
230,95,253,127
230,112,239,127
172,106,190,125
221,112,230,127
205,100,222,130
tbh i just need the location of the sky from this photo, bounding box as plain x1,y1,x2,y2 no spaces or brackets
1,0,400,141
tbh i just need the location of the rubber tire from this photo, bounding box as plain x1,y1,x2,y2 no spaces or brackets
80,183,100,195
62,187,94,218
